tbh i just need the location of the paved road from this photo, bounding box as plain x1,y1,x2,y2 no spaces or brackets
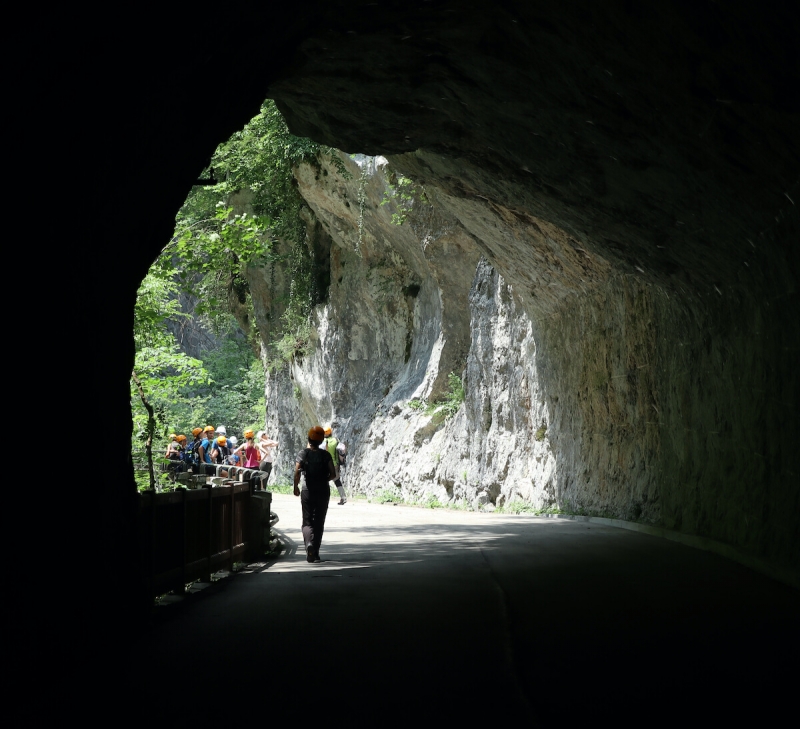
128,494,799,727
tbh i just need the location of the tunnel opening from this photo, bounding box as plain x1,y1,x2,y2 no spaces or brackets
125,3,799,581
48,5,800,726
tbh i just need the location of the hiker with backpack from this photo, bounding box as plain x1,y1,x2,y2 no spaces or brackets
188,428,204,470
294,425,336,563
323,425,348,505
211,435,230,464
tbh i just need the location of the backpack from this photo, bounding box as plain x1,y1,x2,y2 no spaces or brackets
213,444,230,464
190,439,203,466
326,437,339,468
303,448,330,487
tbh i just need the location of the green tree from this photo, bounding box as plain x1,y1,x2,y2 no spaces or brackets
131,99,341,487
131,270,209,489
161,99,347,359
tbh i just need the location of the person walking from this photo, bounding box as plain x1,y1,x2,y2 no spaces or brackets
294,425,336,563
324,425,348,505
257,430,278,487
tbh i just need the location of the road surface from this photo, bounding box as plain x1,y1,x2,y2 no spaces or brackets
127,494,799,726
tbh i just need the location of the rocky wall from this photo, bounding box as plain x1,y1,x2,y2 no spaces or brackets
247,149,797,572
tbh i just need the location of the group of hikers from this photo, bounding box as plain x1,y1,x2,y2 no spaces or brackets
164,425,278,486
165,424,349,506
167,421,351,563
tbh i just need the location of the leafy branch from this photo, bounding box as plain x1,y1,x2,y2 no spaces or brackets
381,173,428,226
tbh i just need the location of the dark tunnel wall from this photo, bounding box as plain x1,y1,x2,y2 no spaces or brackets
50,0,798,640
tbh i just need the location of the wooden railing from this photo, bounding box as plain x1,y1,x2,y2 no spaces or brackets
138,483,272,600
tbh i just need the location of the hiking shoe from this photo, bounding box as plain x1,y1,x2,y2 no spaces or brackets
306,546,315,563
313,553,322,563
338,499,346,505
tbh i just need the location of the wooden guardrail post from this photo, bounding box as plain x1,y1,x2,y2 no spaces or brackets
206,484,213,582
178,487,187,595
149,490,156,603
229,485,235,571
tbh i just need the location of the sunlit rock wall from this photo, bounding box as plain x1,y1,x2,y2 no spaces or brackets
247,149,797,572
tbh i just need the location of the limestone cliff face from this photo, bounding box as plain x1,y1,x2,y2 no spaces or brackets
250,154,658,516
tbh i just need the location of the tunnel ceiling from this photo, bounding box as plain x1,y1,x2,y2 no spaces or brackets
269,1,799,296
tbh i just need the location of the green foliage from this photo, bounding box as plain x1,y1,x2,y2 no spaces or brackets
268,240,315,368
210,100,345,239
372,487,402,504
163,99,340,355
380,173,428,226
439,372,465,418
534,424,548,441
131,276,264,475
495,500,546,515
424,494,444,509
133,271,188,349
406,372,465,419
131,270,211,479
200,340,266,428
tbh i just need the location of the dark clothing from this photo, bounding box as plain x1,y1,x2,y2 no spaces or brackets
296,447,334,555
295,448,334,492
301,488,330,554
212,444,230,464
259,461,272,485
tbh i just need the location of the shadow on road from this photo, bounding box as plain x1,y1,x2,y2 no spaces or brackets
127,501,799,727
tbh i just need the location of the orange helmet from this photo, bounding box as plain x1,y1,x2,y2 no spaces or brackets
217,436,227,445
204,425,215,433
323,426,332,437
176,434,187,443
192,427,203,437
244,430,255,439
308,425,325,442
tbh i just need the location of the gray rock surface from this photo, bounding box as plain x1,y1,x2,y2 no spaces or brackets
245,142,797,577
249,155,621,518
259,3,798,573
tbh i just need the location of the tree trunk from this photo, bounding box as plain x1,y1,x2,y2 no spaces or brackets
131,369,156,491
